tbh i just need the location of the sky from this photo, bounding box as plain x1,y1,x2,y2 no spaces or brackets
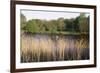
21,9,89,21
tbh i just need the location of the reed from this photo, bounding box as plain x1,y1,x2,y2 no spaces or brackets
21,34,89,63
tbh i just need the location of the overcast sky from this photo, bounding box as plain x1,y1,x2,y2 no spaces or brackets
21,10,89,21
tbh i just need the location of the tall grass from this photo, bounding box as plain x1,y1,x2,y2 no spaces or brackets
21,33,89,63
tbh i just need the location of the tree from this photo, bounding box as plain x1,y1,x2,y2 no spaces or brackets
73,17,80,32
20,13,26,29
64,19,74,32
25,19,39,33
78,13,89,33
48,20,58,33
22,13,89,34
35,19,45,32
57,18,65,31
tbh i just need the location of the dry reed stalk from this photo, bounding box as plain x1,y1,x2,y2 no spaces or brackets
21,34,89,62
57,38,66,60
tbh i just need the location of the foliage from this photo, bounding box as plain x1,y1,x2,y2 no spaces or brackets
21,13,89,34
78,13,89,32
20,13,26,29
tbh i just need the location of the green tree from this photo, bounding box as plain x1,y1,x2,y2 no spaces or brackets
35,19,45,32
73,17,80,32
48,20,58,33
25,19,39,33
64,19,74,32
20,13,26,29
57,18,65,31
22,13,89,34
78,13,89,33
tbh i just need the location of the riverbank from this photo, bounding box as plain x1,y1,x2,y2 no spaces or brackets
22,30,89,36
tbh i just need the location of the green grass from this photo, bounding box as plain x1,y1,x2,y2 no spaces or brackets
23,30,89,36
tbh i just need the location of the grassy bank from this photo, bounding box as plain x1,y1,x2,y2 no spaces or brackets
22,30,89,36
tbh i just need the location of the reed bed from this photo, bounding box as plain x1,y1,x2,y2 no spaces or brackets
21,33,89,63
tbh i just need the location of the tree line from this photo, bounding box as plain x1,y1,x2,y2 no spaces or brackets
21,13,89,34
